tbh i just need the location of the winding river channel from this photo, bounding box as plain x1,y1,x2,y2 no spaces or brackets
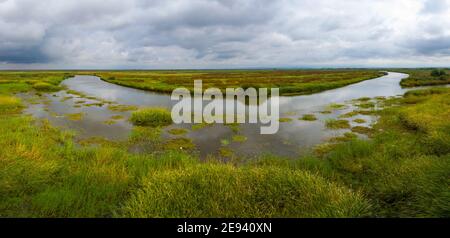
22,72,412,158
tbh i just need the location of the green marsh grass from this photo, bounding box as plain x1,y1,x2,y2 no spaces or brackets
0,71,448,218
226,123,240,133
65,112,84,121
356,102,375,109
325,119,351,129
351,126,374,135
221,139,230,146
339,111,358,118
399,69,450,87
328,132,358,143
103,120,117,125
168,128,188,135
353,118,366,124
232,135,247,143
164,137,195,151
320,110,332,114
279,117,293,123
356,110,376,115
327,103,347,110
110,115,124,120
32,82,61,92
84,102,104,107
299,114,317,121
356,97,371,102
120,165,371,217
130,107,172,127
219,147,234,158
0,95,22,113
108,104,138,112
191,122,213,131
94,70,385,96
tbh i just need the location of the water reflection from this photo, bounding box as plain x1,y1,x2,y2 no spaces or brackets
22,72,410,158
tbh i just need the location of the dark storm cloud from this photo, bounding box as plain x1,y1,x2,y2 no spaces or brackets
0,46,51,63
147,0,275,30
406,36,450,55
0,0,449,68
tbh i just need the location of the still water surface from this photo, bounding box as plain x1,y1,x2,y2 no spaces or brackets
23,72,411,158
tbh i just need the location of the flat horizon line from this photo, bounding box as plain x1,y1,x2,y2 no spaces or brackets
0,66,448,71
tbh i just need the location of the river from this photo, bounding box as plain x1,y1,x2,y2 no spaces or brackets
23,72,411,158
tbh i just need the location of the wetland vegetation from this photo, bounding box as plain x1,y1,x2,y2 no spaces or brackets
90,69,386,96
299,114,317,121
0,70,448,218
130,107,172,126
399,68,450,87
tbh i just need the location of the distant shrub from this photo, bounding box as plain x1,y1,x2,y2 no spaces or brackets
430,69,446,77
130,107,172,126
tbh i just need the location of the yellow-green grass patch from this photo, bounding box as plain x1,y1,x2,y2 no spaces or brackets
279,118,293,123
299,114,317,121
325,119,351,129
168,128,189,135
232,135,247,143
130,107,172,127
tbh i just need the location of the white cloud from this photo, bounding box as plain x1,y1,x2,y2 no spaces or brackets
0,0,449,68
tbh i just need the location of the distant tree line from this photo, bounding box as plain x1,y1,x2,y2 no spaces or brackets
430,69,447,79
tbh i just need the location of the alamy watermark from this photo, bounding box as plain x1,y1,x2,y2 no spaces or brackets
171,80,280,134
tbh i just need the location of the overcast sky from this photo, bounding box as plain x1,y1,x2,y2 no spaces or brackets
0,0,449,69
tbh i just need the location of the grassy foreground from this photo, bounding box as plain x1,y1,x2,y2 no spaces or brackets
0,115,368,217
90,70,385,95
0,71,449,217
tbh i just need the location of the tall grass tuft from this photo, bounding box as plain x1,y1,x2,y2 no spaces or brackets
120,165,371,218
130,107,172,127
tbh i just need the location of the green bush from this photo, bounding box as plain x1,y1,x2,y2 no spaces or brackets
430,69,446,77
130,107,172,127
